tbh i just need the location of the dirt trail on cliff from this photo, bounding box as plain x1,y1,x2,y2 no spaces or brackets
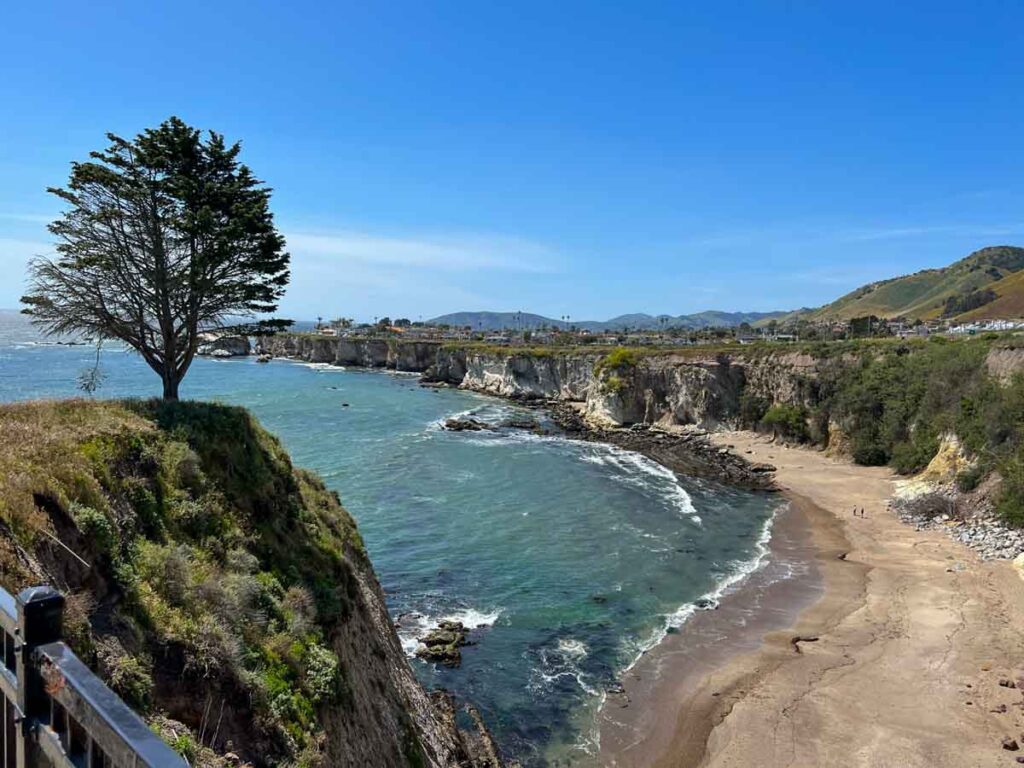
671,432,1024,768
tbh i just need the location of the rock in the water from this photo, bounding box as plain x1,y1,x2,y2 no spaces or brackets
1003,737,1020,751
443,417,490,432
501,418,547,434
415,620,470,666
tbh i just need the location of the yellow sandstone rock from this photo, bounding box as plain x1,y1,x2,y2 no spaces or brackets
1014,552,1024,583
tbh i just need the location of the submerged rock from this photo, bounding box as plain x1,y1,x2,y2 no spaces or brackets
500,417,547,434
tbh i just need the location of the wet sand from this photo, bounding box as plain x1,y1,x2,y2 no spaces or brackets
598,431,1024,768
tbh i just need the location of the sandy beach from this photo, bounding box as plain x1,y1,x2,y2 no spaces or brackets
598,430,1024,768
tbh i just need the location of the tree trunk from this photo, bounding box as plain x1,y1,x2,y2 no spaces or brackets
162,372,179,401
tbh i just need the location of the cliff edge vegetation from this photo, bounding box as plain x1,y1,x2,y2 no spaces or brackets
0,399,491,767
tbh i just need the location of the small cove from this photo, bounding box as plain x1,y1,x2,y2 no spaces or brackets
0,331,785,766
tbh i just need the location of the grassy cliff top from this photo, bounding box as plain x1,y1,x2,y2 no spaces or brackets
0,398,365,765
440,333,1023,363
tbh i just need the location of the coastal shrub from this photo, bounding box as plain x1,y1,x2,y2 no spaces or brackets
71,502,116,555
847,430,888,466
96,637,154,711
956,464,985,493
304,643,341,704
169,733,199,762
996,452,1024,528
889,433,939,475
594,348,640,395
602,374,625,395
813,337,1008,471
739,393,769,426
760,403,808,441
602,347,639,370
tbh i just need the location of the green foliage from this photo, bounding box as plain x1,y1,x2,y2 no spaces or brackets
21,116,290,400
70,502,116,555
739,393,769,425
956,464,985,492
170,733,199,762
600,347,640,372
304,643,341,704
817,339,991,470
0,399,367,762
777,336,1024,523
760,404,808,441
996,453,1024,527
96,639,154,712
943,288,996,317
603,374,625,395
890,436,939,475
595,347,641,394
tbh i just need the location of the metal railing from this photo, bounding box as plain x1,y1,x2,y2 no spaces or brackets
0,585,186,768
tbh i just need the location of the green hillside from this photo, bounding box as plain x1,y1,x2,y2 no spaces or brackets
808,245,1024,321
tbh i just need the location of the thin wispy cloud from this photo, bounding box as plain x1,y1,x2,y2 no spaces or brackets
284,229,562,274
0,213,53,225
840,222,1024,242
678,221,1024,251
278,228,564,319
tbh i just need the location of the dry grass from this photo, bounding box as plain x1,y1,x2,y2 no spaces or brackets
0,398,364,764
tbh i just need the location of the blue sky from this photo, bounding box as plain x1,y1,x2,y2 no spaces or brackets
2,1,1024,322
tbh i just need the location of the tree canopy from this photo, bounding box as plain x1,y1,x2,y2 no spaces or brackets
22,117,290,399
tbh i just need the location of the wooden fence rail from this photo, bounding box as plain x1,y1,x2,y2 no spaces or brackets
0,585,186,768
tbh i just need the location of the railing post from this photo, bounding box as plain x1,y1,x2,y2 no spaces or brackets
15,587,64,768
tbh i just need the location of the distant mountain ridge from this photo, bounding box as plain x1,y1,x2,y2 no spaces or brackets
427,309,788,332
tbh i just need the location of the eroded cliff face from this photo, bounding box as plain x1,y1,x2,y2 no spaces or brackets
426,348,815,430
262,335,440,371
268,336,819,431
986,346,1024,383
432,348,600,400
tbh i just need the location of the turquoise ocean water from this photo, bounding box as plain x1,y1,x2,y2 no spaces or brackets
0,315,780,766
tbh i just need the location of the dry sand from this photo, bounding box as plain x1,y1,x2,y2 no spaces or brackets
598,431,1024,768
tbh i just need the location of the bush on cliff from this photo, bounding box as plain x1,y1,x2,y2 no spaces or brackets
595,347,641,395
739,393,770,425
760,403,809,442
597,347,641,373
0,399,366,766
797,336,1024,524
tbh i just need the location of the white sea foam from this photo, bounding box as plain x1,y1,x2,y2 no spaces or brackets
530,637,600,698
558,637,588,660
623,506,779,673
579,442,701,524
297,362,347,373
395,606,502,658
